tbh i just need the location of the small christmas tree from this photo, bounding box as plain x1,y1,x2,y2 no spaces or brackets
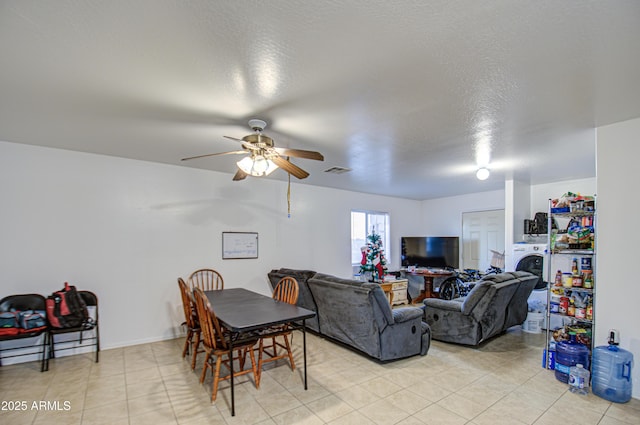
360,231,388,282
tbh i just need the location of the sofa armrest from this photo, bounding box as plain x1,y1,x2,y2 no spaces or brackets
379,308,425,360
392,307,423,323
423,298,481,345
423,298,464,313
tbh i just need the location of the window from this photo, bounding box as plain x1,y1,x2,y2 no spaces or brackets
351,210,390,265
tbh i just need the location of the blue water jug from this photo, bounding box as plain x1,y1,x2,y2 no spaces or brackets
592,345,634,403
555,332,590,383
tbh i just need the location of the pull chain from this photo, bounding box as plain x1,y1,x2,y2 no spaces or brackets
287,171,291,218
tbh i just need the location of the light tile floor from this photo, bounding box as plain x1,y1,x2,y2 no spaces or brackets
1,328,640,425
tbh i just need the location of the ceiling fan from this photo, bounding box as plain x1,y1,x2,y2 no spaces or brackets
181,119,324,181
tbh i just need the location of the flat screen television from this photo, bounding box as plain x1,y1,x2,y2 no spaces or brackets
401,236,459,269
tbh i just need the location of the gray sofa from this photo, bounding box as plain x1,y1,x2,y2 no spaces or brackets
268,268,430,361
422,271,538,346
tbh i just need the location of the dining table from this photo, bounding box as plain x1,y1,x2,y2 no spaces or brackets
204,288,316,416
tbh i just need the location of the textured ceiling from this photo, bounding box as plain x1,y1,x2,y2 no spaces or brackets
1,1,639,200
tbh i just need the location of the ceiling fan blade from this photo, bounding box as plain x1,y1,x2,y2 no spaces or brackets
232,169,248,181
271,156,310,179
224,135,259,150
274,147,324,161
181,150,246,161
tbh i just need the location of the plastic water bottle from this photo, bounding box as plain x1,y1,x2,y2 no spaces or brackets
555,332,590,383
592,344,634,403
568,364,590,395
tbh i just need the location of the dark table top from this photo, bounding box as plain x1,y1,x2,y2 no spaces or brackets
204,288,316,333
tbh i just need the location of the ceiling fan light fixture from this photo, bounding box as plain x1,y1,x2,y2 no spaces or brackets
183,119,322,182
237,155,278,177
251,155,269,173
476,167,490,180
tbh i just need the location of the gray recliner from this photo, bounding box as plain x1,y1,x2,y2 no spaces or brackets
307,273,430,361
503,271,539,329
423,271,537,346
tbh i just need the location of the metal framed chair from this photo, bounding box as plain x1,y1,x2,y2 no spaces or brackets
189,269,224,292
46,291,99,369
0,294,48,372
192,287,259,402
178,277,202,370
256,276,299,385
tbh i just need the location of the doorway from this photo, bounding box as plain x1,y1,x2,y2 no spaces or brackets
462,209,505,270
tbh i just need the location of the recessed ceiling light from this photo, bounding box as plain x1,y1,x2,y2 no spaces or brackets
476,167,490,180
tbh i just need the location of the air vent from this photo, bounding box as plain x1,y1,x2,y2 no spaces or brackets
324,166,352,174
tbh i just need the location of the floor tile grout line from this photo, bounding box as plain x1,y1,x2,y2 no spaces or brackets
4,332,640,425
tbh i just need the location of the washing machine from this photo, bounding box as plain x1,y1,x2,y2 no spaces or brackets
511,243,547,290
510,243,561,330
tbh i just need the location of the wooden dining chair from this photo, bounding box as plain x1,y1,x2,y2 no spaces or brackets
189,269,224,292
256,276,299,385
192,287,259,402
178,277,202,370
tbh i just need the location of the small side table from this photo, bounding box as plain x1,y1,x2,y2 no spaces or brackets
389,279,409,305
379,282,394,305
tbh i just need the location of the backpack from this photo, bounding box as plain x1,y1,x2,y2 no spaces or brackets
0,310,47,335
0,311,20,336
46,282,89,328
18,310,47,331
533,212,558,234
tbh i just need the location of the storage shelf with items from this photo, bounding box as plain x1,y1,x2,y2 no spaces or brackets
544,194,596,383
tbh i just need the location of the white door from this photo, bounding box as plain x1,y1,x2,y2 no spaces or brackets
462,209,505,270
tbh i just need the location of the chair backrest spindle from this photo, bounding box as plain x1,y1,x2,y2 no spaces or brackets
178,278,197,329
189,269,224,292
193,287,227,351
273,277,299,305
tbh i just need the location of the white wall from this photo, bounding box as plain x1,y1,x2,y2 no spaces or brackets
0,141,421,356
596,117,640,398
505,179,532,269
420,189,505,236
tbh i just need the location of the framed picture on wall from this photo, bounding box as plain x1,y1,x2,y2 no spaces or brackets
222,232,258,259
